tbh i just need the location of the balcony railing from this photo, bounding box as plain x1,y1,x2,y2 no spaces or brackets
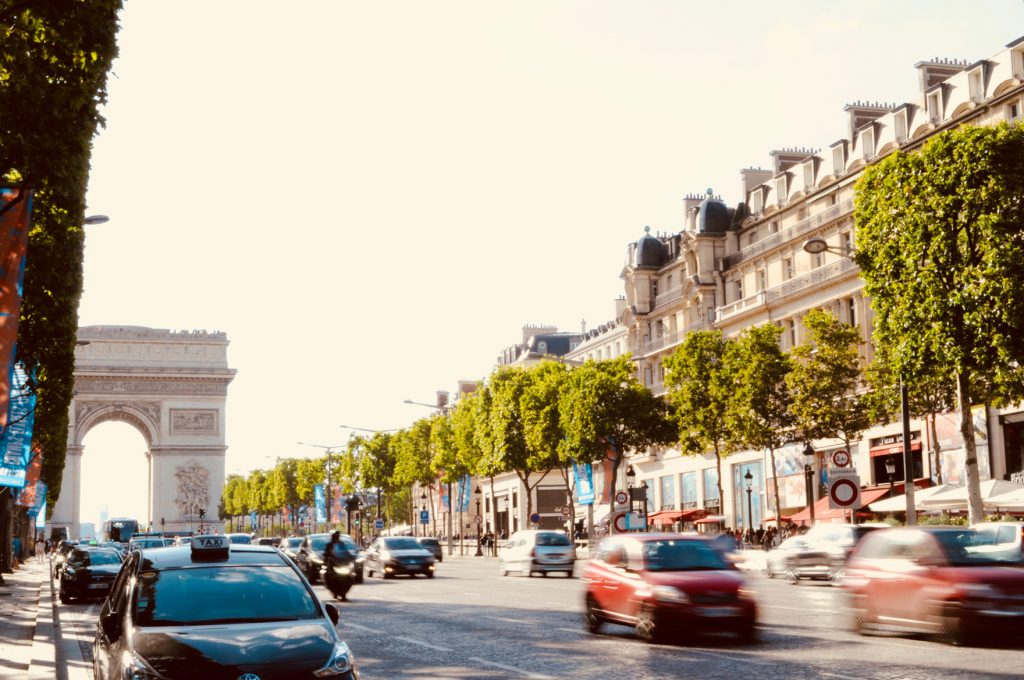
653,285,684,309
717,257,860,322
716,290,767,321
721,197,855,269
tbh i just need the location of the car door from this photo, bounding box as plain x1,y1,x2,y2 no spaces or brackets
366,539,381,572
93,552,136,680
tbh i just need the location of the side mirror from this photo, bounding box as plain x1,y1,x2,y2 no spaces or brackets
324,602,340,625
99,613,121,640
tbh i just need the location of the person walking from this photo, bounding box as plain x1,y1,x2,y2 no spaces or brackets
35,536,45,563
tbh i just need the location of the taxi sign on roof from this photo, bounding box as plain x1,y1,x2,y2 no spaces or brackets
191,535,230,559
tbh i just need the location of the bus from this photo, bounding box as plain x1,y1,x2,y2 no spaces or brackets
102,517,140,543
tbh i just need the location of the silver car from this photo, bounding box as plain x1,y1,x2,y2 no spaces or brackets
498,530,574,577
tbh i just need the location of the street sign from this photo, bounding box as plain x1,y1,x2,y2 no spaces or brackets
612,512,628,533
828,466,858,478
374,518,384,530
625,511,647,531
529,512,541,524
828,476,862,509
831,449,851,468
560,505,571,518
419,510,429,524
614,490,629,508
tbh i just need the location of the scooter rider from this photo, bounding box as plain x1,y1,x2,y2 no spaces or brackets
323,531,356,601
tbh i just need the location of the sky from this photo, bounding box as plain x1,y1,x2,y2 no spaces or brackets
75,1,1024,525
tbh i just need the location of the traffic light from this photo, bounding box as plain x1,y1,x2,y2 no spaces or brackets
345,496,361,513
353,511,361,527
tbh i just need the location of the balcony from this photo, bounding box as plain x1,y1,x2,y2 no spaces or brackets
653,285,684,309
716,257,860,322
720,197,854,269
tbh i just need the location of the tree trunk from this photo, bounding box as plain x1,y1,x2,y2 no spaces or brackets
928,413,943,484
607,444,623,534
714,443,724,522
429,487,437,537
957,371,985,524
769,447,782,534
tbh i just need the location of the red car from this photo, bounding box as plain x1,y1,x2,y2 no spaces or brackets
843,526,1024,645
582,533,758,644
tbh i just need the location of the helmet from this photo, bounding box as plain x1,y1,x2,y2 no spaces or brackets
330,531,340,541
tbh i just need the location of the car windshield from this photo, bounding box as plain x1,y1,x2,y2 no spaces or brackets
71,550,122,566
938,529,1024,565
419,539,438,546
132,539,165,549
133,566,319,626
227,534,252,544
284,538,303,548
536,533,571,547
642,539,730,571
310,536,330,551
384,538,421,550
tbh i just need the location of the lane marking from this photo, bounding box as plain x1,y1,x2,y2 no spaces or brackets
393,635,453,652
342,621,384,635
468,656,555,679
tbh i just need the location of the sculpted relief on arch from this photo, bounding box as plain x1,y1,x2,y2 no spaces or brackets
175,460,210,516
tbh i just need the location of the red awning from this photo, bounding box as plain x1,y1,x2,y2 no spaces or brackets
680,508,707,521
870,441,922,458
694,517,722,525
648,510,684,525
788,487,892,524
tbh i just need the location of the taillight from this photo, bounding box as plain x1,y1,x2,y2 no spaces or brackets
529,548,536,558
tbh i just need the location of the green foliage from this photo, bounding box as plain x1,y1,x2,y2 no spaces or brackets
295,457,324,504
522,361,569,467
393,418,435,488
221,474,247,517
0,0,122,507
451,386,502,478
246,470,270,514
266,458,300,515
786,308,869,447
357,432,397,496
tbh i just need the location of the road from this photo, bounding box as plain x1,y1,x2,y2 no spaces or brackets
58,555,1024,679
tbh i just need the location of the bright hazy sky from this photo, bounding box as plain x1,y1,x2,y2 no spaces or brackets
76,1,1024,526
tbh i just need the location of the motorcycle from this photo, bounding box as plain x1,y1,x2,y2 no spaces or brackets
322,547,357,601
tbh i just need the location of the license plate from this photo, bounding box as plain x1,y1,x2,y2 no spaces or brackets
697,607,740,618
88,583,108,589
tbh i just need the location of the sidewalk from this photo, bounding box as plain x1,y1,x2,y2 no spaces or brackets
0,559,89,680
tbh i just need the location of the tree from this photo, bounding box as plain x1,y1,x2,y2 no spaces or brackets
357,433,397,524
663,330,735,507
787,308,870,451
855,123,1024,523
727,324,795,532
522,361,574,529
451,386,503,540
295,458,324,509
558,357,676,527
267,459,301,528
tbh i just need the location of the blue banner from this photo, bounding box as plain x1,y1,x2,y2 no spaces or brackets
573,462,595,505
249,510,257,530
26,482,45,517
35,500,45,528
314,484,327,522
456,474,471,512
0,364,35,488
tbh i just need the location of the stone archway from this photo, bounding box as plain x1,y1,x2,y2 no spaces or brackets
48,326,235,539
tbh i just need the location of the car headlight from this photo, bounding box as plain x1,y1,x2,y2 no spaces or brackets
738,588,757,600
336,565,352,576
63,567,76,577
121,650,161,680
313,639,354,677
647,586,690,604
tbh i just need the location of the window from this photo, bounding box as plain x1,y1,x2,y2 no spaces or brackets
775,177,787,204
1009,101,1021,122
814,251,825,268
847,298,857,328
832,145,845,174
703,469,720,503
969,67,984,102
734,280,743,301
787,319,797,348
770,220,779,234
927,90,942,123
680,471,698,508
860,127,875,159
894,110,908,142
748,230,756,246
757,269,766,291
802,163,814,191
842,230,853,253
660,476,676,510
644,366,653,386
750,189,763,214
782,258,793,280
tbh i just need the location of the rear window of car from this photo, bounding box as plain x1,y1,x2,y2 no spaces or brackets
642,539,730,571
227,534,252,544
132,565,319,626
535,533,571,546
384,538,422,550
71,550,122,566
283,538,303,548
132,539,165,549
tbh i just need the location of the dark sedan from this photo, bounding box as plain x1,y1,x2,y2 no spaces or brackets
59,547,124,603
417,537,443,562
365,536,436,578
92,536,359,679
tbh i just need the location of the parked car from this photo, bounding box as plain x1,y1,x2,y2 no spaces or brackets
498,530,574,577
786,523,888,583
365,536,436,578
417,537,443,562
763,536,808,578
582,533,758,644
296,534,365,584
59,547,124,603
226,533,253,545
844,526,1024,644
971,522,1024,562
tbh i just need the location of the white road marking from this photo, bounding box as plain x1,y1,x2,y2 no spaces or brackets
468,656,555,679
393,635,453,652
484,615,530,625
342,621,384,635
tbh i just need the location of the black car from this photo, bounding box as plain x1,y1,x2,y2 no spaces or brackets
51,539,79,580
296,533,364,584
59,547,124,603
280,536,304,562
92,535,359,680
786,523,888,582
417,537,443,562
365,536,436,578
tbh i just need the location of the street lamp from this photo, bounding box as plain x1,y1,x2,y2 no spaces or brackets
802,238,916,524
297,442,344,529
744,469,754,536
474,486,483,557
802,443,816,526
419,491,427,538
885,456,897,497
404,394,455,555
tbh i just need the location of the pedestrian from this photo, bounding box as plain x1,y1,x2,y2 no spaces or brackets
755,525,765,547
35,536,45,563
12,535,21,568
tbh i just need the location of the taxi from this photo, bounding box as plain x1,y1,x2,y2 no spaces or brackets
92,535,359,679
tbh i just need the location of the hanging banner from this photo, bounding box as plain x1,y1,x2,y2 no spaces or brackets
35,499,46,528
439,478,450,513
0,363,36,488
26,482,46,517
314,483,327,522
15,450,42,506
0,187,32,446
457,474,472,512
249,509,258,530
573,462,595,505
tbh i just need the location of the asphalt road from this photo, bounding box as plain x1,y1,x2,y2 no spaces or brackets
57,554,1024,680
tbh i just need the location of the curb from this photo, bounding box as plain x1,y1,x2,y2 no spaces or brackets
28,568,91,680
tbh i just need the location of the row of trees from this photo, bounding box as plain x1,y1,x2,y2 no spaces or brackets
224,308,874,535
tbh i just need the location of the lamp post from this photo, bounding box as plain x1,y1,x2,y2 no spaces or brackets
404,395,454,554
625,466,636,533
474,486,483,557
744,469,754,536
298,442,344,530
803,237,916,524
802,443,816,526
885,456,897,497
419,491,427,538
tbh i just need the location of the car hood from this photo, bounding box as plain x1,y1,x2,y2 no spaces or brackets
133,619,336,678
641,568,745,593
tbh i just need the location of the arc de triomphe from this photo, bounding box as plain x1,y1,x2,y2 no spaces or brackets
49,326,235,539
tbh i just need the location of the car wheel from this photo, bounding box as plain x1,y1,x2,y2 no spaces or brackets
850,595,873,635
541,571,548,578
59,587,70,604
739,623,758,644
787,570,800,585
635,606,665,644
584,595,603,634
426,570,435,579
937,602,973,646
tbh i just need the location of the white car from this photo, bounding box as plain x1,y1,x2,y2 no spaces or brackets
498,530,574,577
763,536,808,578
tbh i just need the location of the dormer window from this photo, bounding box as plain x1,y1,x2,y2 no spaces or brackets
968,66,984,103
927,89,943,123
749,188,764,214
832,145,846,174
894,110,908,142
802,162,814,191
860,127,875,160
537,341,547,354
775,177,788,204
1013,46,1024,79
1009,100,1021,122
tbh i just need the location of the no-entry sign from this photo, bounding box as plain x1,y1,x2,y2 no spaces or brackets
828,476,861,509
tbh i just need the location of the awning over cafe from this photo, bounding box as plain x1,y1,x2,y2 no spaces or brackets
869,441,922,458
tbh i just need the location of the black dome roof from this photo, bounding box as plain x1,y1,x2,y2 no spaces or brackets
697,189,731,233
634,226,666,268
